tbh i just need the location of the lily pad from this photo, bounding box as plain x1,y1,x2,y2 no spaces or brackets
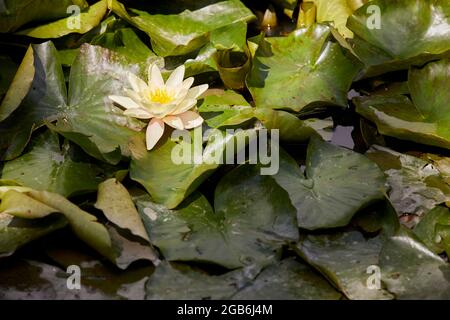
272,136,385,230
109,0,255,57
95,178,149,241
91,27,157,66
366,146,450,222
136,164,298,269
0,213,67,257
347,0,450,78
145,262,260,300
17,0,107,38
0,189,158,268
379,227,450,299
1,130,104,197
294,231,393,299
0,46,34,122
232,258,342,300
198,90,333,141
0,0,87,33
246,24,361,113
311,0,358,38
413,206,450,256
0,41,144,163
355,59,450,150
130,127,259,209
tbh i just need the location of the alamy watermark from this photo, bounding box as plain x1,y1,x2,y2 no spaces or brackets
366,265,381,290
66,264,81,290
170,127,280,175
66,5,81,30
366,5,381,30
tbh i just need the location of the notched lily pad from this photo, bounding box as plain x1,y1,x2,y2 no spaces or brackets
273,136,386,230
247,24,361,113
136,164,298,269
0,41,144,163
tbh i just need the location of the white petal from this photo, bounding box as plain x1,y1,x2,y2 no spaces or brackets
172,98,197,115
148,64,164,89
181,77,194,91
186,84,208,100
178,111,204,129
146,118,165,150
163,115,184,130
123,108,153,119
128,73,148,93
125,88,144,103
109,95,140,109
166,65,185,88
172,87,189,102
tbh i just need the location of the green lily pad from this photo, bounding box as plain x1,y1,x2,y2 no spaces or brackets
55,17,157,67
109,0,255,57
254,109,334,142
198,90,253,128
0,41,144,163
0,46,34,122
232,258,342,300
91,27,158,66
211,21,247,52
347,0,450,78
246,24,361,113
294,231,394,299
145,262,261,300
414,206,450,256
0,213,67,257
353,198,401,237
0,0,87,33
379,227,450,299
17,0,107,38
1,130,104,197
355,59,450,150
198,90,333,141
161,21,249,80
136,164,298,269
146,258,342,300
272,136,385,230
130,127,259,209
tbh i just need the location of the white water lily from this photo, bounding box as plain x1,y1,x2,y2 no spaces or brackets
109,64,208,150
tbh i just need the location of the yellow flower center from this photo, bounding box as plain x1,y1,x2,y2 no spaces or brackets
149,88,173,104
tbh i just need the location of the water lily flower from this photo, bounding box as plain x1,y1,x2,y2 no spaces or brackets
109,64,208,150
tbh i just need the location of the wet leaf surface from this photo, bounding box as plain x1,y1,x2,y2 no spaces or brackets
247,24,361,113
273,136,385,230
1,0,450,300
136,164,298,269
